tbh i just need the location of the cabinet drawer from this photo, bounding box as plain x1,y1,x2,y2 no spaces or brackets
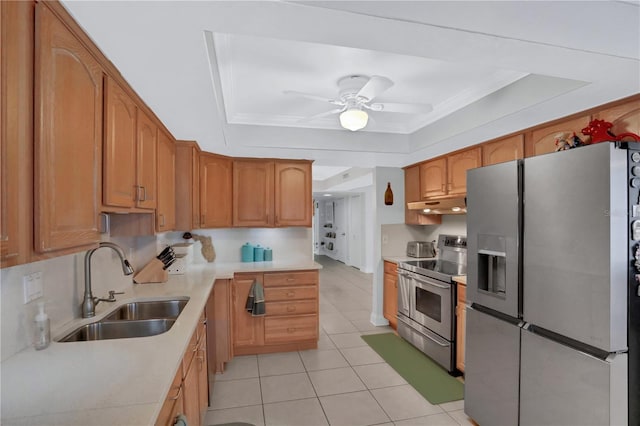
384,261,398,274
264,315,318,344
264,271,318,287
265,285,317,302
266,300,317,316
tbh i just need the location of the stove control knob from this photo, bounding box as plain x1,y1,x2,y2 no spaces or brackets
632,178,640,188
634,221,640,241
633,166,640,177
632,152,640,163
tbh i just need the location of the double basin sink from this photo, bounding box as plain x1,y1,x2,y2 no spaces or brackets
59,298,189,342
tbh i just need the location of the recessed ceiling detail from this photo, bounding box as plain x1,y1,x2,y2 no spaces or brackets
210,33,528,134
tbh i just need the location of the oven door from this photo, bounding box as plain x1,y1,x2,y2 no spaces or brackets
408,271,453,340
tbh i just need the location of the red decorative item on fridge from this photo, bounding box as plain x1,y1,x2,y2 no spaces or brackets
581,119,640,143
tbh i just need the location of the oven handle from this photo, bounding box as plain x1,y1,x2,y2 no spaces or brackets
397,315,449,347
412,275,449,290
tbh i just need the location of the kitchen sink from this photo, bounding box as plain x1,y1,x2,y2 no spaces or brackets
103,298,189,321
59,319,176,342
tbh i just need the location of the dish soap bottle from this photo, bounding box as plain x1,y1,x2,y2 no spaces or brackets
34,301,50,350
384,182,394,206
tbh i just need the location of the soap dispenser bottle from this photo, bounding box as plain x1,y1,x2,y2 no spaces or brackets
34,301,50,350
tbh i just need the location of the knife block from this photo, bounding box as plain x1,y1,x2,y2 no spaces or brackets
133,258,168,284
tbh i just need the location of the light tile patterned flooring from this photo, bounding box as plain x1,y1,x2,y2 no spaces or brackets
206,256,474,426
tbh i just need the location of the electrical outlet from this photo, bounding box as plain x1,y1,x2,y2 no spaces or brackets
382,234,389,244
23,272,43,304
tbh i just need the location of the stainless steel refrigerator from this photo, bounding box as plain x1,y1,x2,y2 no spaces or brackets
465,142,639,426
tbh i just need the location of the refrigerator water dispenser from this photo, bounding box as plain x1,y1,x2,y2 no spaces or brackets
477,235,507,297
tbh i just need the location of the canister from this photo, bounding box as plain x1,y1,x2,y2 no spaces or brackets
253,244,264,262
254,245,265,262
241,243,254,262
264,247,273,261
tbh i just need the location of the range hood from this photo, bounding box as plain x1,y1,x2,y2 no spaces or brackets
407,198,467,215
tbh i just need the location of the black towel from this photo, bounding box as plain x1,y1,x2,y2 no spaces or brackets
245,281,265,316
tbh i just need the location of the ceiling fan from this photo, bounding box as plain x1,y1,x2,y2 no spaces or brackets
284,75,433,131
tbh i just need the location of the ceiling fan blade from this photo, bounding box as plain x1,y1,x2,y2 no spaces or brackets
298,107,346,123
368,102,433,114
283,90,340,105
356,76,393,101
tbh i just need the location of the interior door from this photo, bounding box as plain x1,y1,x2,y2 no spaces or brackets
333,198,347,263
347,195,363,269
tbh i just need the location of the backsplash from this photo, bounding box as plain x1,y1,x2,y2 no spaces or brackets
381,215,467,257
1,228,313,361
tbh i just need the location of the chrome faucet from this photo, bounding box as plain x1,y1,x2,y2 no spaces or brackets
81,242,134,318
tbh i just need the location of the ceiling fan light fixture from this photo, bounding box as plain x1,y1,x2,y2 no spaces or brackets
339,108,368,131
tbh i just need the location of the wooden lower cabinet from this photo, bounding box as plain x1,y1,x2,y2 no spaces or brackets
456,283,466,373
207,279,232,374
155,367,184,426
232,270,319,356
383,261,398,330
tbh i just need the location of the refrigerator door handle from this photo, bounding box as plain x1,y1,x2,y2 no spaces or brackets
478,249,506,257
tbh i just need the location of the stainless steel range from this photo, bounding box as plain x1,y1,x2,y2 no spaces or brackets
397,235,467,373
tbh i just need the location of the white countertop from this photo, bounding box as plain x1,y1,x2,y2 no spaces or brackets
1,260,321,426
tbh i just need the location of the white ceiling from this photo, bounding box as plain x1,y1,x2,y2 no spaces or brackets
62,1,640,180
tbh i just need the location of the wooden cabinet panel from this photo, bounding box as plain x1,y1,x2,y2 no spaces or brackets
383,261,398,330
456,283,466,373
482,135,524,166
200,153,232,228
264,314,318,344
197,328,208,420
264,271,318,287
1,1,33,267
233,160,274,227
103,76,137,208
266,300,317,316
156,130,175,231
232,273,265,350
264,285,317,302
593,99,640,137
207,279,232,374
274,161,312,227
183,345,200,426
419,158,447,198
175,141,201,231
404,166,441,226
135,110,157,209
155,367,183,426
447,147,481,195
34,4,102,252
526,115,590,157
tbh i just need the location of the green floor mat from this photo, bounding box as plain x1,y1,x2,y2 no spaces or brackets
361,332,464,404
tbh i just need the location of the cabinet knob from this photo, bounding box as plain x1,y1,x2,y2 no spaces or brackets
286,292,295,297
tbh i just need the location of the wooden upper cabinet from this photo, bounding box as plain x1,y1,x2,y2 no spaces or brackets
274,161,312,227
200,153,232,228
526,115,590,157
156,130,175,232
175,141,201,231
482,134,524,166
34,4,102,252
136,110,157,209
233,160,275,227
1,1,33,266
593,99,640,137
447,147,481,196
404,166,441,225
419,158,447,199
103,75,137,208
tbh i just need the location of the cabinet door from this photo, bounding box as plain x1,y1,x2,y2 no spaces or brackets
482,134,524,166
233,273,264,349
383,272,398,329
274,161,312,227
526,115,590,157
447,147,481,196
103,76,136,208
593,99,640,137
183,351,200,426
404,166,441,225
154,367,183,426
419,158,446,198
233,160,274,227
207,279,232,374
135,110,157,209
197,325,209,418
34,4,102,252
200,153,232,228
456,284,466,372
175,141,200,231
1,1,32,266
156,130,175,231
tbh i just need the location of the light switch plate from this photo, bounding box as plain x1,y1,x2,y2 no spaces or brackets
23,272,43,304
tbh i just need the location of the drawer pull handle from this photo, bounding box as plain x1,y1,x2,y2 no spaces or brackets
287,306,296,312
286,278,295,282
286,292,295,297
169,385,182,401
287,327,296,333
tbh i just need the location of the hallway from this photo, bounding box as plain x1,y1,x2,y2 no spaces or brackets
206,256,472,426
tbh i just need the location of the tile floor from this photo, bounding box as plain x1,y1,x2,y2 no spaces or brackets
205,256,475,426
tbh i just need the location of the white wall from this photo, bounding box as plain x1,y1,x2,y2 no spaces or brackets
1,228,312,361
